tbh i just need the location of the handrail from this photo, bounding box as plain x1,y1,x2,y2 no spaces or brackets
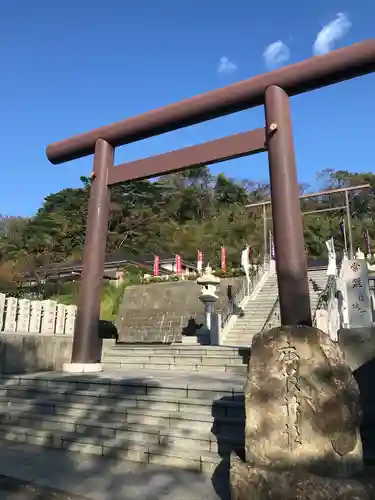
261,295,280,332
221,262,267,329
220,278,246,329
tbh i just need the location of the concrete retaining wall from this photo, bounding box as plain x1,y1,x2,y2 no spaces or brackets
0,334,73,375
116,278,243,343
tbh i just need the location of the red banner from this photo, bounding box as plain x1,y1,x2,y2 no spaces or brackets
221,246,227,273
364,230,371,254
197,249,203,273
153,255,159,276
175,254,182,274
249,245,253,261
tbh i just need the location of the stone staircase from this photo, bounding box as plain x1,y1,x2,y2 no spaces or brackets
0,298,374,477
0,366,247,475
1,341,373,477
223,268,328,347
102,345,249,374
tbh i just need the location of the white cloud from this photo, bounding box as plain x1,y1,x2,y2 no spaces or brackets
313,13,351,56
263,41,290,69
217,56,237,74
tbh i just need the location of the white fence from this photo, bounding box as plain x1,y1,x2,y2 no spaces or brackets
0,294,77,335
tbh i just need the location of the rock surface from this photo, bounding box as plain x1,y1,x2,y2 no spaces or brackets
230,455,374,500
244,325,363,477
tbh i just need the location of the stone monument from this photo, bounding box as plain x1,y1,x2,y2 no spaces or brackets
339,259,372,330
64,305,77,335
16,299,31,333
29,300,42,333
41,300,57,334
230,325,372,499
55,304,67,334
4,297,17,332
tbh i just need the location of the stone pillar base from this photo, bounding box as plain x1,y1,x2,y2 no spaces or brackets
181,336,199,345
62,363,103,373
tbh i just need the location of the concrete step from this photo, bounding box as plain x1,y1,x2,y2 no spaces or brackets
0,413,243,454
224,332,256,337
0,423,222,473
102,354,248,365
225,331,257,335
239,315,274,319
0,374,245,401
231,318,266,323
231,320,268,325
227,335,259,340
0,373,246,473
223,343,252,348
228,330,261,335
103,361,247,374
108,346,248,356
103,346,251,373
227,326,265,331
0,397,244,432
236,317,271,322
233,319,267,325
223,341,253,346
0,389,246,417
239,308,274,314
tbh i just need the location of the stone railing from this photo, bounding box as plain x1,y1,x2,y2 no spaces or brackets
0,294,77,335
315,257,375,340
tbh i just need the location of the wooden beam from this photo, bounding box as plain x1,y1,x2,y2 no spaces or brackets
107,128,266,185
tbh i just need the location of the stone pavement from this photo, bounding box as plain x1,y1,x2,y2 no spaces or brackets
0,441,229,500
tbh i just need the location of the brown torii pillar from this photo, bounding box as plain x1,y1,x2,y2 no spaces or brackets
264,86,310,325
46,40,375,371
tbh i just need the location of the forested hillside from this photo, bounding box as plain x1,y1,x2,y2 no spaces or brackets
0,166,374,292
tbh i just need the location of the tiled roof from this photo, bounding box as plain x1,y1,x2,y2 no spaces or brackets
22,251,196,278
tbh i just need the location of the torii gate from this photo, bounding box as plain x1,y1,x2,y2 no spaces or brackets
46,40,375,372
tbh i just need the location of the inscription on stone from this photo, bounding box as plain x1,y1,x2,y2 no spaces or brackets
341,259,372,328
278,342,302,450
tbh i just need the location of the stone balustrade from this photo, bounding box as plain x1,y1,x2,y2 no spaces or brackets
0,294,77,335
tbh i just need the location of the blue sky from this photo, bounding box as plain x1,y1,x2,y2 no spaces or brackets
1,0,375,217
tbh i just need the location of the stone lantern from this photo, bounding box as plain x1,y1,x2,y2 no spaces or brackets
197,264,220,330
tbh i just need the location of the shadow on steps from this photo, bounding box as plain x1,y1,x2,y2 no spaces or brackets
354,358,375,466
211,394,246,500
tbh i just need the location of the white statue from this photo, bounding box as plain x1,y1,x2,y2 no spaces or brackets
355,247,365,260
241,245,251,293
326,238,337,276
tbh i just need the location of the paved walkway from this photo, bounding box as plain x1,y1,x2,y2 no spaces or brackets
0,441,229,500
